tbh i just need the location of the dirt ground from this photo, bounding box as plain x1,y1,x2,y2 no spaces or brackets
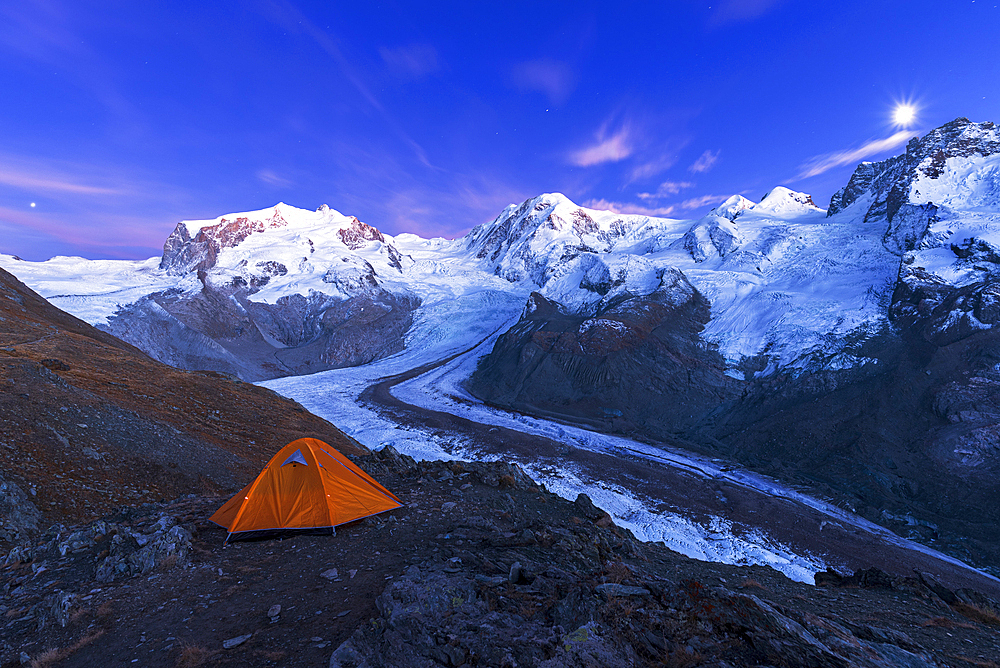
4,452,1000,668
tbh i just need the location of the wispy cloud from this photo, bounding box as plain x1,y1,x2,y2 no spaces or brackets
627,155,680,183
689,149,720,173
0,205,177,260
638,181,695,200
709,0,784,25
0,167,122,196
510,59,576,105
680,194,729,210
259,1,436,170
582,198,676,217
256,169,293,188
798,130,917,179
571,123,633,167
380,43,441,78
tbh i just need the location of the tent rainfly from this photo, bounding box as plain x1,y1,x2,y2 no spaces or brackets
210,437,402,542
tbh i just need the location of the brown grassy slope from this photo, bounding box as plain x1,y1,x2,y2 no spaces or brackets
0,266,365,541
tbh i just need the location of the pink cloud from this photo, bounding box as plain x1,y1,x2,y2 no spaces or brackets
571,127,633,167
0,205,173,258
689,149,720,173
0,167,122,196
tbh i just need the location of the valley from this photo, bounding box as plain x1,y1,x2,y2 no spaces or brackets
4,116,1000,665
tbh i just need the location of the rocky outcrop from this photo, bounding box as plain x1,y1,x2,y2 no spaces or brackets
160,207,291,275
469,268,736,435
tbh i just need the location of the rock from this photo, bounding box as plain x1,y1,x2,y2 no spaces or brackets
320,568,339,580
93,518,192,583
329,643,363,668
573,493,608,521
916,571,958,605
373,444,417,474
349,569,357,579
814,567,846,587
440,501,457,512
267,604,281,622
508,561,523,585
464,460,537,490
223,633,252,649
0,472,42,545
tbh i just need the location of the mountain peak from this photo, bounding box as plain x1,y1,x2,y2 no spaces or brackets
710,195,756,221
828,118,1000,222
160,203,398,276
755,187,823,216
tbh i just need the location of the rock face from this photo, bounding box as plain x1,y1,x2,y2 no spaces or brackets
102,282,417,381
828,118,1000,232
470,268,736,435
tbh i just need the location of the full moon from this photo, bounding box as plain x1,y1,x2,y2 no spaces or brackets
29,202,36,208
893,103,916,127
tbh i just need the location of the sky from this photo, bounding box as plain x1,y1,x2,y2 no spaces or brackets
1,1,999,261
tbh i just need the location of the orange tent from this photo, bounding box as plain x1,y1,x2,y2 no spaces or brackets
210,437,402,542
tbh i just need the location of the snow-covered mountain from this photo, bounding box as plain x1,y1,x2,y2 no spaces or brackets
4,118,1000,383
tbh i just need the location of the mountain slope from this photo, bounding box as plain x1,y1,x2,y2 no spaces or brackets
0,265,365,548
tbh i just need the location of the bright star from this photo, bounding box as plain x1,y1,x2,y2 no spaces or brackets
893,103,917,127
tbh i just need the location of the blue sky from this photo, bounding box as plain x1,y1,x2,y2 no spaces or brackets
1,1,999,261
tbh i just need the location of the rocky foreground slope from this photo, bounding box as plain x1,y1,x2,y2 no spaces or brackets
0,266,365,551
3,449,1000,668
